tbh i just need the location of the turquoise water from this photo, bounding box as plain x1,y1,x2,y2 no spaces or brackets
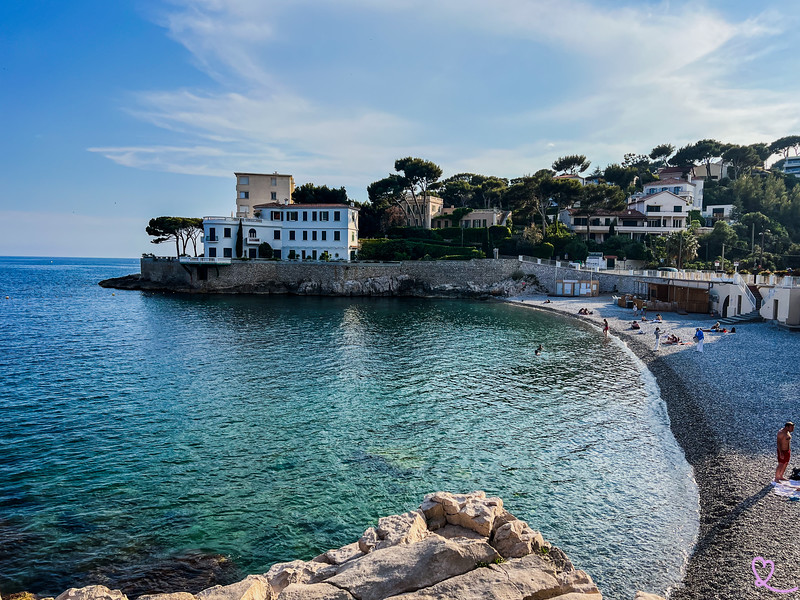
0,257,698,598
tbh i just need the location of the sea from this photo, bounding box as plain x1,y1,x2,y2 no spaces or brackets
0,257,699,599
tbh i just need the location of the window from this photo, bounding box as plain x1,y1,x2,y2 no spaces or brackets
248,228,257,239
208,247,217,257
238,191,249,199
648,219,662,228
673,206,682,212
303,212,308,221
312,212,317,221
271,211,282,221
674,219,683,228
574,218,587,226
208,227,217,241
334,211,341,221
321,231,327,241
320,211,329,221
334,231,340,241
223,227,231,238
273,249,281,259
274,230,281,240
287,211,299,221
673,187,681,194
312,231,317,241
238,205,248,213
646,205,660,212
249,248,257,259
622,220,638,227
647,188,656,194
238,176,249,185
271,177,277,185
483,219,487,227
223,248,232,258
271,192,277,200
289,230,296,241
312,250,317,259
303,231,308,241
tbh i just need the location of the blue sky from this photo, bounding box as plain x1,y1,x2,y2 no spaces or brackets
1,0,798,257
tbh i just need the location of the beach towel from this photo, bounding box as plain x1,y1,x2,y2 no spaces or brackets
772,479,800,501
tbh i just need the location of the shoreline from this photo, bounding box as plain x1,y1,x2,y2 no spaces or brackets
506,294,799,599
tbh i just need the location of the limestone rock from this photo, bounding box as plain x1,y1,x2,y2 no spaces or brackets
325,534,500,600
265,561,337,595
450,496,504,537
196,575,273,600
276,583,354,600
55,586,127,600
490,509,518,534
634,593,666,600
491,520,544,558
418,495,446,530
431,524,484,541
359,526,380,554
138,594,196,600
375,510,428,550
385,552,599,600
320,542,363,565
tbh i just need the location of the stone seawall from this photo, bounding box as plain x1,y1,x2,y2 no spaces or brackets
100,258,673,298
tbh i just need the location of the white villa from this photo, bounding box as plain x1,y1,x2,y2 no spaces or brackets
200,173,360,261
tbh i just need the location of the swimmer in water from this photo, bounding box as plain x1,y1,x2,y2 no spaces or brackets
535,344,543,356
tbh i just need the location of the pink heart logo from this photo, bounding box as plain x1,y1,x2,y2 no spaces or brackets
752,556,799,594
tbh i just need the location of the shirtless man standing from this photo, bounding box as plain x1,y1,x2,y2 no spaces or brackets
775,422,794,483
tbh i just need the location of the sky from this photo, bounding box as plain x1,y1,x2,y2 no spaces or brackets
1,0,799,257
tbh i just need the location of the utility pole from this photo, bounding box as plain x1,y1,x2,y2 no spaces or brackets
751,222,755,254
721,243,725,272
678,234,683,270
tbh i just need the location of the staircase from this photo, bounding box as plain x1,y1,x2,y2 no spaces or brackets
747,284,763,310
719,310,763,325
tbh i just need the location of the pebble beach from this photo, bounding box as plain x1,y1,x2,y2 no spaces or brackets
507,294,800,599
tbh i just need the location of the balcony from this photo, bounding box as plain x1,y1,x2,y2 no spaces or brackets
246,237,261,245
202,236,218,243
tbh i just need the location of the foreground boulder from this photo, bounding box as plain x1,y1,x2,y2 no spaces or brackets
40,491,667,600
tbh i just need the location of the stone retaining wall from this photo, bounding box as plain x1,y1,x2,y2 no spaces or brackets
136,258,674,297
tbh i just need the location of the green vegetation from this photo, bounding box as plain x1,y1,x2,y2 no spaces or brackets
145,216,203,257
257,242,273,259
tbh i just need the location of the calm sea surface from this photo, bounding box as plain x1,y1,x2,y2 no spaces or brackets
0,257,698,598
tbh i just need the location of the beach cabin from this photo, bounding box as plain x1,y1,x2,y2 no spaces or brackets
555,279,599,297
759,286,800,329
634,279,711,313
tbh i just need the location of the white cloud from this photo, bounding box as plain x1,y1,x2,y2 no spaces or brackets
94,0,800,193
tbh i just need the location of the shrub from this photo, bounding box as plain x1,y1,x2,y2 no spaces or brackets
258,242,273,259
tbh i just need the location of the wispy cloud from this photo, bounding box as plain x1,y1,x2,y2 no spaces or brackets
92,0,800,195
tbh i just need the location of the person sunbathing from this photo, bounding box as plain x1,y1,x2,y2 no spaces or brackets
654,314,663,322
711,321,721,331
631,321,640,330
666,334,681,344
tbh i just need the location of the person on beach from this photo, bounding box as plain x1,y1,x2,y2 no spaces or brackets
775,422,794,483
603,319,609,338
694,328,704,352
631,321,640,330
653,327,661,351
641,302,647,318
535,344,543,356
655,314,663,323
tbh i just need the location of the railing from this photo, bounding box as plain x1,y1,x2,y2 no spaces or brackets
178,257,232,264
733,273,757,311
246,237,261,245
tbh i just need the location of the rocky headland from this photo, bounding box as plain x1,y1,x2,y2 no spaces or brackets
2,492,665,600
